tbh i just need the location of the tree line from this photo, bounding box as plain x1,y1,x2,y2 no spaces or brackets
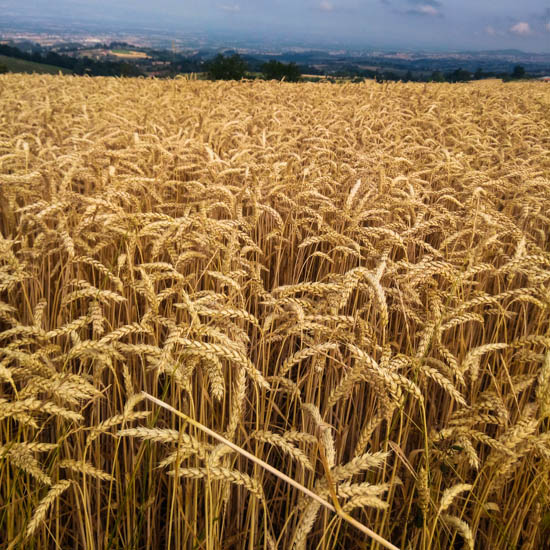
204,54,302,81
373,65,528,83
204,55,532,84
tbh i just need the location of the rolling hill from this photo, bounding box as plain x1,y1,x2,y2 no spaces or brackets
0,54,72,75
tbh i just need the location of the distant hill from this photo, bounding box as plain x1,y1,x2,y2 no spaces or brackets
0,55,72,75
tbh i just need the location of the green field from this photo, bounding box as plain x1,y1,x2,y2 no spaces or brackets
110,49,149,58
0,54,72,75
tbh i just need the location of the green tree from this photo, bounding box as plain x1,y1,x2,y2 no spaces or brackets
0,63,8,74
261,60,301,82
431,70,445,82
205,54,248,80
118,62,143,77
448,68,471,82
512,65,525,79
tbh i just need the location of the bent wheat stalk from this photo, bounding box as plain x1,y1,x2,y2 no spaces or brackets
141,392,400,550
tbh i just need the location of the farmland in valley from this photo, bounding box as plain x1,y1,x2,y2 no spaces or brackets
0,74,549,550
110,49,150,59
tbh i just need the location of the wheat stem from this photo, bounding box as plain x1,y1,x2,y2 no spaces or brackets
141,391,400,550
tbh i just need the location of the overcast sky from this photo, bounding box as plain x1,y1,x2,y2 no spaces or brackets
4,0,550,51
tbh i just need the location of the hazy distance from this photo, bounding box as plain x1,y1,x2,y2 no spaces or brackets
2,0,550,52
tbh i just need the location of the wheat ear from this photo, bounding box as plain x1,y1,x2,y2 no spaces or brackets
140,391,400,550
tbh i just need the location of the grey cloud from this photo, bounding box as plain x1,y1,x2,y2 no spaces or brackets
218,3,240,12
407,0,442,6
405,5,443,17
388,0,444,17
318,1,334,12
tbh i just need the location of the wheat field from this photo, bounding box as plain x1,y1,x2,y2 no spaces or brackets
0,74,549,550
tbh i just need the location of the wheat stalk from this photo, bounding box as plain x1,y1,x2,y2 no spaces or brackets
140,392,400,550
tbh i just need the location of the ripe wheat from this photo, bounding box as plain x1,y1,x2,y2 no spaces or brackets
0,74,549,550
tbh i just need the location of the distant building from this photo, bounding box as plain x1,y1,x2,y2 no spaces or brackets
539,76,550,81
